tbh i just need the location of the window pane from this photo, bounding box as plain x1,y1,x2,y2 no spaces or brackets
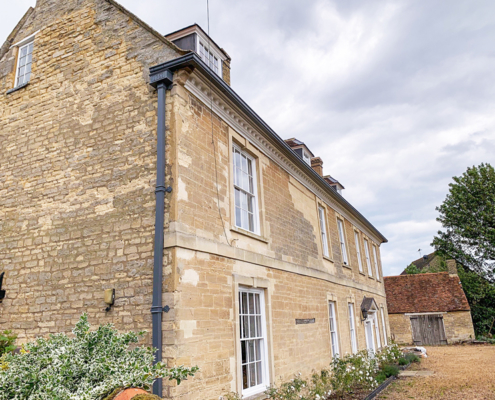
241,292,248,314
248,340,255,362
249,316,256,337
21,46,27,56
241,191,248,211
242,171,249,192
254,292,260,314
234,149,241,168
241,340,247,364
256,361,263,384
256,316,262,337
248,212,254,233
248,293,255,314
241,154,248,172
255,339,261,361
242,316,249,338
249,363,256,387
242,365,248,389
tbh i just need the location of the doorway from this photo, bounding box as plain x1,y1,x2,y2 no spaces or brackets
410,314,448,345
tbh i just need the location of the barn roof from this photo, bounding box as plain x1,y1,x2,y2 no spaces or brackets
384,272,470,314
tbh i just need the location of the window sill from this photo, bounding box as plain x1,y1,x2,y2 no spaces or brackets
368,275,375,280
358,271,366,276
323,255,334,263
242,389,268,400
342,263,352,270
231,227,269,243
6,82,29,95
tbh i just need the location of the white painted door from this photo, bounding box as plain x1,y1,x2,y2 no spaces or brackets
365,319,375,353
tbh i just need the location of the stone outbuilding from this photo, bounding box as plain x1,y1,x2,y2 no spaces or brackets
384,261,475,345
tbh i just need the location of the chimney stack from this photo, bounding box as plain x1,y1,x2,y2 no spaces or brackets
311,157,324,176
447,259,458,276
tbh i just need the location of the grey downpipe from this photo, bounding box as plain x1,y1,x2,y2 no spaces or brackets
151,78,173,397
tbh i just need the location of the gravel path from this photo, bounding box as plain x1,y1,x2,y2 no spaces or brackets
377,345,495,400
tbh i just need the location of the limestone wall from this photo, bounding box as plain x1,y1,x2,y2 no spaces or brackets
0,0,181,342
444,311,475,343
166,248,389,399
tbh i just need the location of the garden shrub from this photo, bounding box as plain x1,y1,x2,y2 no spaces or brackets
375,372,387,384
329,350,378,397
398,357,408,366
241,345,403,400
404,353,420,364
0,331,17,357
381,364,400,378
0,314,198,400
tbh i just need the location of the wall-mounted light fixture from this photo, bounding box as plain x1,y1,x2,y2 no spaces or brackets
104,289,115,312
361,308,368,322
0,272,5,303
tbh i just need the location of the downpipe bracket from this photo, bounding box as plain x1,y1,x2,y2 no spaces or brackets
155,185,173,194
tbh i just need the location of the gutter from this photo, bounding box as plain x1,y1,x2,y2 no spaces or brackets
149,70,173,397
150,53,388,243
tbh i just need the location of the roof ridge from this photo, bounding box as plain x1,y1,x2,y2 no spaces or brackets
103,0,188,56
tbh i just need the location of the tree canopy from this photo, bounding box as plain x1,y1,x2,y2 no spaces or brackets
432,163,495,278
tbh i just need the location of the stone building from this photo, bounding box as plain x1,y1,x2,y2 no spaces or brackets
384,260,475,345
0,1,390,399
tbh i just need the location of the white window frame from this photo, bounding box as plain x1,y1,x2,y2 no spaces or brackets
328,301,340,358
337,219,349,265
374,312,382,349
197,34,223,76
239,287,270,397
348,303,357,353
364,239,372,277
232,144,260,235
318,206,330,258
354,231,363,273
14,40,34,88
372,245,381,281
380,308,388,346
302,150,311,165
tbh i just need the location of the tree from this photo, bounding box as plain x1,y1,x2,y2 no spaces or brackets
404,263,420,274
432,163,495,278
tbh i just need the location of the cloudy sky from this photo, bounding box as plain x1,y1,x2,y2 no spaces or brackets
2,0,494,276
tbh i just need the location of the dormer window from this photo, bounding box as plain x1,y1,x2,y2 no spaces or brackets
199,42,220,75
15,40,34,87
302,150,311,165
284,138,315,166
165,24,228,79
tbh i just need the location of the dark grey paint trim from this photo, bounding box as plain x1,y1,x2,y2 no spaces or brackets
151,71,173,397
150,54,387,243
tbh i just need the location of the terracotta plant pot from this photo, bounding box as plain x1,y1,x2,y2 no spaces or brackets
114,388,148,400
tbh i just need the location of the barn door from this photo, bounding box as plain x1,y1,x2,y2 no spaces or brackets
410,314,447,345
410,316,423,345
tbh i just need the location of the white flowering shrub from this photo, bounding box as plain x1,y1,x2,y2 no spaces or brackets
262,345,401,400
0,314,198,400
375,343,402,367
329,350,379,397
